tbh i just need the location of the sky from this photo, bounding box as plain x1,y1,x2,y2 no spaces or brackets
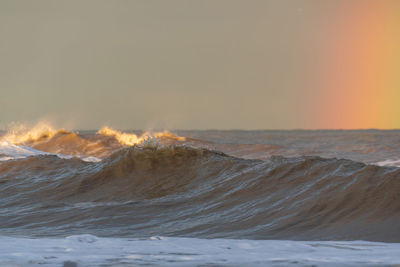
0,0,399,130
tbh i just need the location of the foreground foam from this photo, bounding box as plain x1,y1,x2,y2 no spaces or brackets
0,235,399,266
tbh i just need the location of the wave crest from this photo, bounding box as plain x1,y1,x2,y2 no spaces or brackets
0,123,186,159
97,126,185,146
1,122,64,144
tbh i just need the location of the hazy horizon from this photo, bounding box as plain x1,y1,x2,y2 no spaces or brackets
1,0,399,130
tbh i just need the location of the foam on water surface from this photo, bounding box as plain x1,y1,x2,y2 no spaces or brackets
375,159,400,167
0,141,43,159
0,235,400,266
0,141,101,162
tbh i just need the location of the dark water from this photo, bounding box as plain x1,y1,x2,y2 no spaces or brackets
1,129,400,242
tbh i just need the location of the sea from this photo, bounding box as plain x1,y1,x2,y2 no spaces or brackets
1,125,400,266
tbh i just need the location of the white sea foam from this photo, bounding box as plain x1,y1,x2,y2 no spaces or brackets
374,159,400,167
0,235,399,266
0,141,101,163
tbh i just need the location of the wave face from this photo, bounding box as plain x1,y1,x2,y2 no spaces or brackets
1,142,400,242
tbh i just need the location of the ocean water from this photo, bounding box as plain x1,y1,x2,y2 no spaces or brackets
1,126,400,266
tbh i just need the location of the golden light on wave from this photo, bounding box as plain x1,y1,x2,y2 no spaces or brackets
0,122,186,148
153,131,186,141
1,122,61,145
97,127,147,146
97,126,185,146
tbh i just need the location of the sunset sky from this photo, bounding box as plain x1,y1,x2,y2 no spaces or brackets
0,0,399,130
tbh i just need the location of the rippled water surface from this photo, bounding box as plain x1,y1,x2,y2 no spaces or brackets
1,127,400,266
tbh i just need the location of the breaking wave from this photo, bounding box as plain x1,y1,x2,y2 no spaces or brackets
1,144,400,242
0,122,186,158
